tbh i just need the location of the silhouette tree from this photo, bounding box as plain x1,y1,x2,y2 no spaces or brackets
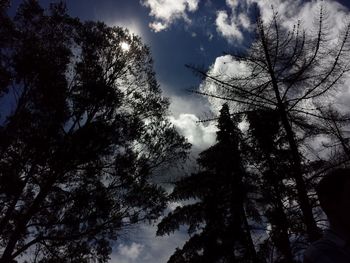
157,104,261,263
188,6,350,241
247,109,295,262
0,1,189,262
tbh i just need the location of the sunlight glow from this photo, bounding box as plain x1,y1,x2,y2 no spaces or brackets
120,42,130,52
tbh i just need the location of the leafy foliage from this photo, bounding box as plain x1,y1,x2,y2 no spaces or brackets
0,1,190,262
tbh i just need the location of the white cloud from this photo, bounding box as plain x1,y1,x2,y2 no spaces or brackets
226,0,238,9
238,13,251,29
167,93,212,118
162,86,218,158
200,55,250,114
216,11,244,42
216,0,350,44
215,0,253,42
141,0,200,32
149,21,168,32
169,114,217,150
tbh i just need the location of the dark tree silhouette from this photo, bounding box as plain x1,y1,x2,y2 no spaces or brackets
0,1,190,262
157,104,262,263
247,109,295,262
188,6,350,242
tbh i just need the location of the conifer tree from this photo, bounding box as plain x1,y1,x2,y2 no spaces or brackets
157,104,260,263
247,109,295,263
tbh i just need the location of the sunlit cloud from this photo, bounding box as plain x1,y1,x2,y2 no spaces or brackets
200,55,250,114
215,10,244,42
169,114,217,150
141,0,200,32
216,0,350,44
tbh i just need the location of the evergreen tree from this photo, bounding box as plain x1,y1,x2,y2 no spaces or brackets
157,104,260,263
247,109,295,263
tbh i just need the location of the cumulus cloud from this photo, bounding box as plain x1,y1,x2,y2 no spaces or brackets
169,113,217,151
200,55,250,114
216,0,350,44
215,0,253,42
141,0,200,32
216,11,244,41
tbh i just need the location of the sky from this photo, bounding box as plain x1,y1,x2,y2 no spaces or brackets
8,0,350,262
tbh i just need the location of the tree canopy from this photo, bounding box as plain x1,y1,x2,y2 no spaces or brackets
0,1,190,262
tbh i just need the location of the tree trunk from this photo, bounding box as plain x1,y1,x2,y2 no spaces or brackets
275,89,320,242
265,157,294,262
240,204,262,263
259,25,321,242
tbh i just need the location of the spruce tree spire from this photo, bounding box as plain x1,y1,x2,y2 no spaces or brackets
217,103,236,143
157,103,260,263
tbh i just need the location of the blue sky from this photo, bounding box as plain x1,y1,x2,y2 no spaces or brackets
8,0,350,262
9,0,234,96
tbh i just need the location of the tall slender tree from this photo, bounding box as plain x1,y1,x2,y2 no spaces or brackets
188,6,350,241
157,104,261,263
247,109,295,263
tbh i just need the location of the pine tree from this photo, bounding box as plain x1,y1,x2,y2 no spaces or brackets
157,104,261,263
